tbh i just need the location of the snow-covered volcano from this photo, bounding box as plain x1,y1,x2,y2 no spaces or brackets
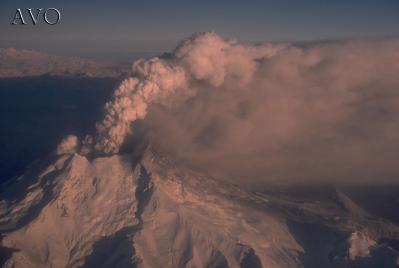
1,145,399,268
2,32,399,268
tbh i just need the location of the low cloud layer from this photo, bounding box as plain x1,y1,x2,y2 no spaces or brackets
90,32,399,184
0,48,125,78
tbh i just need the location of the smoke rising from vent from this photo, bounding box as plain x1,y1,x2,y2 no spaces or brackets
88,32,399,184
92,32,284,154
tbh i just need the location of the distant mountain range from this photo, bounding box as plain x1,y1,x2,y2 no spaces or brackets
0,48,128,78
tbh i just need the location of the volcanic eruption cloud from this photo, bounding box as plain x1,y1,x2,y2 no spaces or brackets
83,32,399,184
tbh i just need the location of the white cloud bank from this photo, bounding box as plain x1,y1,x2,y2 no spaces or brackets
0,48,124,78
86,32,399,184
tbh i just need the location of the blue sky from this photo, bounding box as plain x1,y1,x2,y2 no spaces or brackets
1,0,398,61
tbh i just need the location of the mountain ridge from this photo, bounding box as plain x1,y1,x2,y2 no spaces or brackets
1,146,398,267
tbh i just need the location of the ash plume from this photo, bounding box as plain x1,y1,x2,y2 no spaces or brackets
86,32,399,184
92,32,284,154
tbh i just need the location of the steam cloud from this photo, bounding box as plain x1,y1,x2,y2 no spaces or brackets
89,32,399,184
92,32,284,153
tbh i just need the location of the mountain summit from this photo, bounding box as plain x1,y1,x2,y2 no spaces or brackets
1,145,398,268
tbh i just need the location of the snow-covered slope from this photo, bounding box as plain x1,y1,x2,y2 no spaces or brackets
1,154,138,267
1,147,399,268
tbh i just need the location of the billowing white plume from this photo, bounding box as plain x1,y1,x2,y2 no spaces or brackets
92,32,284,154
93,59,187,153
87,32,399,185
